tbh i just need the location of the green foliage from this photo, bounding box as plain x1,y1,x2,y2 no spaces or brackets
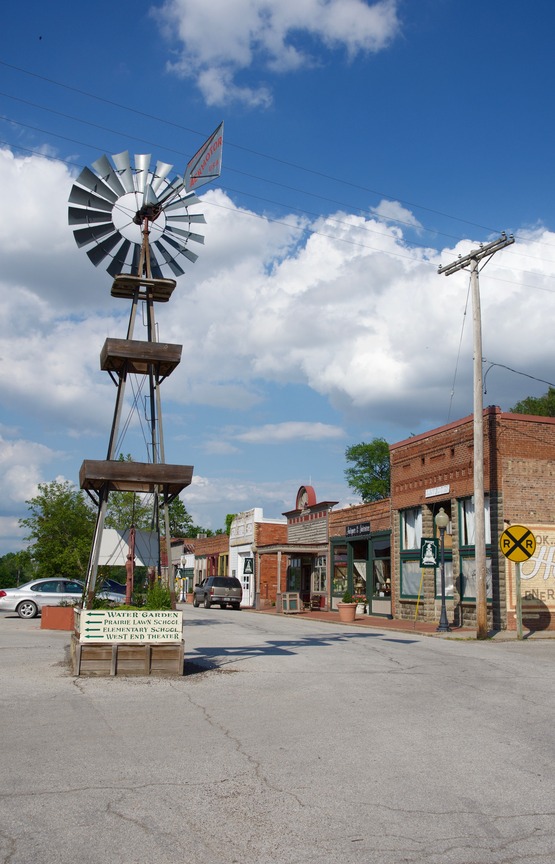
225,514,237,535
144,582,172,609
0,550,34,589
344,438,390,502
105,456,153,530
166,497,195,537
341,591,354,604
19,481,96,580
510,387,555,417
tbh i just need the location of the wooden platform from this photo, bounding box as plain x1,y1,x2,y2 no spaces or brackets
79,460,193,503
71,636,184,676
100,338,182,379
111,274,176,302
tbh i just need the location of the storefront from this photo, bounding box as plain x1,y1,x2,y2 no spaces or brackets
328,500,392,614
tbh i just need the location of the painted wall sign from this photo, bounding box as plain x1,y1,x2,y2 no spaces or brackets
79,609,182,643
506,524,555,617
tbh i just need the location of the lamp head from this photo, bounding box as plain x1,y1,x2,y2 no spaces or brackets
435,507,450,530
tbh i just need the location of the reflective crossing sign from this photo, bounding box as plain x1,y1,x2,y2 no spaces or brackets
499,525,536,562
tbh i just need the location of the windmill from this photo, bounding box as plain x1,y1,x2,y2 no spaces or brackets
69,124,223,607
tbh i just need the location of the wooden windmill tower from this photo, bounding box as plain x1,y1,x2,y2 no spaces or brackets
68,124,223,607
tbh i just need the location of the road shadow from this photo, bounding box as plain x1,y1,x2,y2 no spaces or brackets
186,630,419,671
522,596,552,637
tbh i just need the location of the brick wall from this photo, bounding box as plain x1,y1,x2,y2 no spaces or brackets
389,408,555,629
328,499,390,538
256,522,288,604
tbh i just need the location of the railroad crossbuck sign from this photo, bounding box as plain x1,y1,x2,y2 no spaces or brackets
499,525,536,562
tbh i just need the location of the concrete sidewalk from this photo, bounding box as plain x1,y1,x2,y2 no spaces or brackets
242,605,555,641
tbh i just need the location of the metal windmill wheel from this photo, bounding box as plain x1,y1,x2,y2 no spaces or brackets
68,151,207,279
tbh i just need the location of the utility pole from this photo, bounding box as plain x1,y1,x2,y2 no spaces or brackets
438,233,515,639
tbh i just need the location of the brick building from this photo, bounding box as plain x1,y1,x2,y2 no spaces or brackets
255,485,337,610
328,498,391,613
389,407,555,630
229,509,287,607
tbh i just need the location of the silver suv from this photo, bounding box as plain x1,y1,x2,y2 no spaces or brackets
192,576,242,609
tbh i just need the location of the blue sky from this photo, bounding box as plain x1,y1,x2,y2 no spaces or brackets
1,0,555,552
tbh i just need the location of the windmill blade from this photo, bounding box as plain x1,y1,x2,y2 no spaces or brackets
164,194,201,213
112,151,135,194
147,246,164,279
157,176,184,207
153,241,185,278
87,231,123,267
166,213,207,225
161,233,199,264
91,154,126,197
74,167,119,203
151,161,173,194
166,225,205,245
107,238,132,277
134,154,151,198
73,222,117,249
131,244,142,275
68,206,113,226
68,185,114,213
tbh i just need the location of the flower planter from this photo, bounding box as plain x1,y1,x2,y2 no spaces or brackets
41,605,76,631
337,602,357,623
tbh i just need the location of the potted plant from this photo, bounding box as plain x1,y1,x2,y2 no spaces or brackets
337,590,357,623
354,594,367,614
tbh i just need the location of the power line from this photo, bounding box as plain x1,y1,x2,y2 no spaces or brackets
0,59,506,233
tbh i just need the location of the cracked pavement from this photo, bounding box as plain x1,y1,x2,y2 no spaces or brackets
0,607,554,864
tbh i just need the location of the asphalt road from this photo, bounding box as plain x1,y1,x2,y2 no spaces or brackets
0,607,554,864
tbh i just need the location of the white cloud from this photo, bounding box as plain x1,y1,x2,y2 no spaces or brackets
2,147,555,548
152,0,401,106
372,199,423,232
236,421,344,443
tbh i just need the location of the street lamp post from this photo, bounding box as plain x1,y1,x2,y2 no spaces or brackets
435,507,451,633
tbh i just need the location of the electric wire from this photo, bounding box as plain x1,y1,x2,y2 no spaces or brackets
2,59,555,269
447,275,472,423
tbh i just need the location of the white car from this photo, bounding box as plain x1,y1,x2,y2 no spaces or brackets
0,578,124,619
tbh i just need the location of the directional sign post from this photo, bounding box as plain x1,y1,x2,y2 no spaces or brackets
499,525,536,639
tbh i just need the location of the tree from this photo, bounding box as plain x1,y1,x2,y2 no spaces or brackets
166,497,195,537
0,550,33,589
510,387,555,417
345,438,390,502
19,481,96,579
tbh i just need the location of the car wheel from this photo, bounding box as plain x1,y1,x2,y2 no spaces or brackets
16,600,39,619
232,603,241,610
192,595,199,608
204,596,211,609
220,603,227,609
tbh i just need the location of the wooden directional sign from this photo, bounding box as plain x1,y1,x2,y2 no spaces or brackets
499,525,536,562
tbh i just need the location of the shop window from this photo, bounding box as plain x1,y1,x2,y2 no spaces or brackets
401,507,422,550
459,495,491,546
218,553,228,576
287,557,301,592
373,558,391,598
434,561,454,598
400,560,422,597
313,555,327,593
460,557,493,600
332,545,347,596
